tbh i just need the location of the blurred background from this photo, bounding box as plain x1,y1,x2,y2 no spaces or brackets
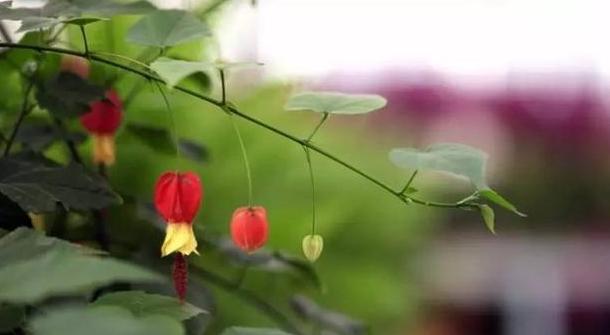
3,0,610,334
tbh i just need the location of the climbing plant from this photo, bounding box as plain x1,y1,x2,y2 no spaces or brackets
0,1,523,334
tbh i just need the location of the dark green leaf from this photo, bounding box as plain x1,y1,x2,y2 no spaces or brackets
126,10,210,47
0,193,32,230
0,158,122,212
30,306,184,335
126,123,209,162
478,189,527,217
389,143,488,189
36,72,105,118
0,227,100,266
0,304,24,332
93,291,206,321
16,123,86,151
290,295,366,335
478,204,495,234
0,248,162,303
220,327,293,335
285,92,387,115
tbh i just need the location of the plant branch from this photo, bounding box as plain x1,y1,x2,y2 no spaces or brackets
306,112,329,142
399,170,418,195
190,266,305,335
3,81,34,157
0,43,473,210
51,116,83,164
219,68,226,104
79,25,90,58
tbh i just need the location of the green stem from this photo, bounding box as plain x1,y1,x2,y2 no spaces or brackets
219,68,226,105
306,112,329,142
399,170,418,195
154,81,181,161
0,43,473,210
229,114,253,207
79,25,90,58
3,81,34,157
303,146,316,234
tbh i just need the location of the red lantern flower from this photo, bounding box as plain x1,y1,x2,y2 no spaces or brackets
230,206,268,253
154,171,202,256
80,89,123,166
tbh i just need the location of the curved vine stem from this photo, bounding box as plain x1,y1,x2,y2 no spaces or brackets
154,81,181,163
3,81,34,157
303,146,316,235
0,42,475,210
229,114,254,207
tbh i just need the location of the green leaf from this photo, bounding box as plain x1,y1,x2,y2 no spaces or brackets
30,306,184,335
36,72,106,118
93,291,206,321
285,91,387,115
0,158,122,212
0,248,162,303
126,123,209,162
126,10,210,47
0,227,101,266
16,17,62,33
478,204,495,234
150,57,212,88
220,327,294,335
478,189,527,217
69,0,156,16
290,295,366,335
16,123,86,151
0,304,24,332
389,143,488,189
62,16,108,26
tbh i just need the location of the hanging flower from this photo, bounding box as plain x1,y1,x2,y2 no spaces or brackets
154,171,202,257
80,89,123,166
230,206,268,253
302,234,324,262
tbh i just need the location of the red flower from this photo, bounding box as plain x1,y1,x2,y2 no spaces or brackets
154,171,202,256
230,206,268,253
80,89,123,166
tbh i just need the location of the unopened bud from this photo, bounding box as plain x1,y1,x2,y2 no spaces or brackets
302,234,323,262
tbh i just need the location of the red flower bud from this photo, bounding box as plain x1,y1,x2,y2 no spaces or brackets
230,206,268,253
80,90,123,165
154,171,202,256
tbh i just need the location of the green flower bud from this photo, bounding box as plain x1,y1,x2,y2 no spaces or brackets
302,234,324,262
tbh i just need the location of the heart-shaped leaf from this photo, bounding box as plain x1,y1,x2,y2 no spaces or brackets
93,291,206,321
389,143,488,189
126,10,209,47
0,158,122,212
36,72,106,118
285,92,386,115
149,57,213,88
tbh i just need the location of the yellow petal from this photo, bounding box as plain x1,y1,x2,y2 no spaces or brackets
93,135,115,166
161,223,199,256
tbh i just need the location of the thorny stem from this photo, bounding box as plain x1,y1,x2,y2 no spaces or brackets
3,81,34,157
303,146,317,235
0,42,475,210
306,112,329,143
229,114,254,207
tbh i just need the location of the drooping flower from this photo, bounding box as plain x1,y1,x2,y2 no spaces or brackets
230,206,268,253
80,89,123,166
302,234,324,262
154,171,202,257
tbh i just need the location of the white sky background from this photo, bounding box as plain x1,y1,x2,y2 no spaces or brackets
215,0,610,85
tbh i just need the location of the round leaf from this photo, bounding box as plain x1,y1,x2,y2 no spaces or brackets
126,10,210,47
285,91,387,115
